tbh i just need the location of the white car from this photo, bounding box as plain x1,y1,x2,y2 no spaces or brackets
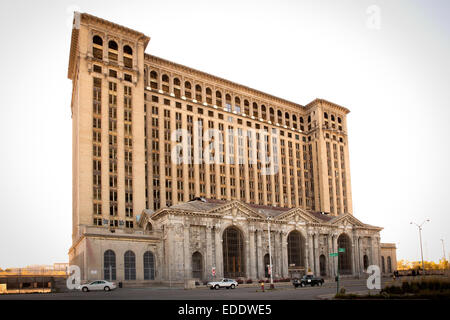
77,280,116,292
206,278,238,290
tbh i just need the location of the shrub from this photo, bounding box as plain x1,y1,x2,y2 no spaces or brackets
339,287,346,294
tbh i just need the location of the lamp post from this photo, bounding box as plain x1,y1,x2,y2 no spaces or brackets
267,216,274,289
410,219,430,275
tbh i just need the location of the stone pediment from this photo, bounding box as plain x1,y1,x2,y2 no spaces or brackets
276,208,323,224
207,200,266,219
328,213,366,227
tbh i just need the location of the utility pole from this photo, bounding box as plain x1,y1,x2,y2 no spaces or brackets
410,219,430,275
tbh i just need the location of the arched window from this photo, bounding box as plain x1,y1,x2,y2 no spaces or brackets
143,251,155,280
338,117,342,124
108,40,118,62
123,45,133,68
319,254,327,276
285,112,290,126
269,108,275,122
192,252,203,279
264,254,270,278
195,84,202,101
92,35,103,60
215,91,222,107
149,71,158,89
337,234,352,275
234,97,241,113
252,102,258,118
184,81,192,98
243,100,249,115
261,105,267,119
173,78,181,98
162,74,169,93
124,250,136,280
324,112,328,119
287,231,305,267
104,250,116,281
277,110,282,123
145,223,153,231
292,115,297,129
363,255,369,271
331,115,335,121
381,256,385,273
206,88,212,104
223,227,245,277
225,94,232,112
387,256,392,273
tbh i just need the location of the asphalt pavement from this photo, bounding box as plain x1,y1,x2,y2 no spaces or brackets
0,278,387,300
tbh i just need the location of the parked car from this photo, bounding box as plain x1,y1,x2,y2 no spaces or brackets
293,275,324,288
77,280,116,292
206,278,238,290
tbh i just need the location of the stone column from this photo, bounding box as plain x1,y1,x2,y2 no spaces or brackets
256,229,264,279
371,236,377,269
281,231,288,278
214,226,223,278
314,233,320,276
249,227,257,280
308,232,314,273
183,225,191,280
275,231,282,278
350,233,356,276
333,235,338,276
245,234,250,279
327,234,333,277
206,225,213,280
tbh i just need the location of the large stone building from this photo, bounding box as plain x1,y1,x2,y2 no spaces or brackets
67,12,395,284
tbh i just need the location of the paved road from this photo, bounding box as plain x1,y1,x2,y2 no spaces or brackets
0,278,387,300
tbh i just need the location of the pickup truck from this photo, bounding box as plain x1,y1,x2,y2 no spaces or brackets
206,278,238,290
293,275,324,287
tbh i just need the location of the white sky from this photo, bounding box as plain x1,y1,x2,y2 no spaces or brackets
0,0,449,268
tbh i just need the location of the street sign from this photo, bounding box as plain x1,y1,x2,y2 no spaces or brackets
329,252,338,257
338,248,345,253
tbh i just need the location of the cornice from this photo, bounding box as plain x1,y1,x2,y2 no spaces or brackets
305,98,350,115
80,12,150,48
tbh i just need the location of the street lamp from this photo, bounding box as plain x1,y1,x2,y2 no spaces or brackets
267,215,274,289
410,219,430,275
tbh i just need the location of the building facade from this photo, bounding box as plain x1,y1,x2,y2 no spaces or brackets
67,12,393,284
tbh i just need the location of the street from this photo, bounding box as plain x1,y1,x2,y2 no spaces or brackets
0,278,386,300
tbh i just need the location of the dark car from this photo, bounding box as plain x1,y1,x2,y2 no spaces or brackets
293,275,324,288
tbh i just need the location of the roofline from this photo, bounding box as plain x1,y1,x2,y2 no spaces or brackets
145,54,311,111
305,98,350,114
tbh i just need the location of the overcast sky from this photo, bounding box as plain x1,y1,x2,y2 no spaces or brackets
0,0,449,268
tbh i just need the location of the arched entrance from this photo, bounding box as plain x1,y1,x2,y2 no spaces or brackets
192,252,203,279
319,254,327,276
143,251,155,280
363,255,369,271
104,250,116,281
124,250,136,280
287,231,306,267
222,227,245,277
337,234,352,275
